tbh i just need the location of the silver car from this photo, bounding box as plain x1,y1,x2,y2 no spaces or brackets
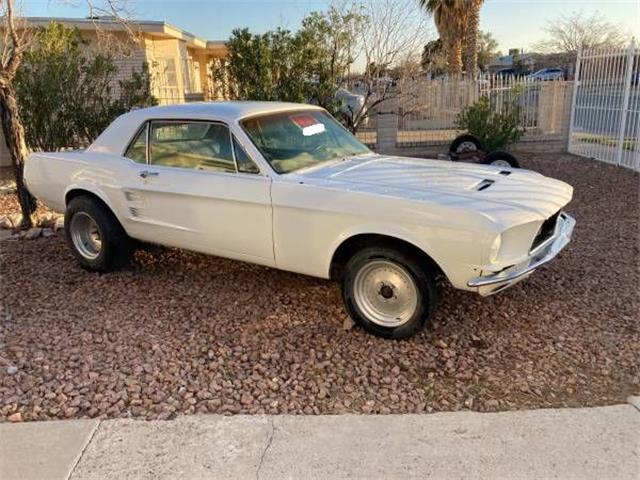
528,68,565,81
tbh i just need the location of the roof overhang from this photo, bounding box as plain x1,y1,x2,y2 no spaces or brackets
19,17,227,55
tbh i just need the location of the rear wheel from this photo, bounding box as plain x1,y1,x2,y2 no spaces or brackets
450,134,484,154
342,247,437,339
65,195,132,272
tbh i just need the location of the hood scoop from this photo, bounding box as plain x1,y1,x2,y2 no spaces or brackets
475,179,495,191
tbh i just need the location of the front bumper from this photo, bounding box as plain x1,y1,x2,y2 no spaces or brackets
468,212,576,296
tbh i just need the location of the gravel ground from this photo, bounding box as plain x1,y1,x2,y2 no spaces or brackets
0,153,638,422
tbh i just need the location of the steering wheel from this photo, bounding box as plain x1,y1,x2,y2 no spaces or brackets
310,143,332,158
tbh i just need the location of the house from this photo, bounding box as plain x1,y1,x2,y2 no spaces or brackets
20,16,228,103
0,16,228,166
488,48,535,74
488,48,576,78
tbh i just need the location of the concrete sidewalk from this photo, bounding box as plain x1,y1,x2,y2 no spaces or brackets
2,401,639,480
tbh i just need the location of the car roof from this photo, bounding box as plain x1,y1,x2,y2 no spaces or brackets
88,101,324,155
128,101,322,122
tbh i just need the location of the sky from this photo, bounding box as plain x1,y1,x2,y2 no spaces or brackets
23,0,640,54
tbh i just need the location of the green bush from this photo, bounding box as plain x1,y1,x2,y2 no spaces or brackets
15,22,157,152
217,7,364,121
454,92,523,151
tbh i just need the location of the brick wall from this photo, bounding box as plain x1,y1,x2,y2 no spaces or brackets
110,44,148,99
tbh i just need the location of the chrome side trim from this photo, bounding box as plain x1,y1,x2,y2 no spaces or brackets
468,213,575,288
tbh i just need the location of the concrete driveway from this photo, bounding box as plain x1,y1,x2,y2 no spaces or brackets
2,401,639,480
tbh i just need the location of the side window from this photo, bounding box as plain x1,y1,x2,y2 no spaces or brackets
232,136,260,174
149,121,236,173
125,123,148,163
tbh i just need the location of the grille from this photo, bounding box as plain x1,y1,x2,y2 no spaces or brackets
531,211,560,251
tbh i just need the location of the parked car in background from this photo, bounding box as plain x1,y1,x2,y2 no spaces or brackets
495,67,518,78
25,102,575,339
528,68,566,81
335,87,368,127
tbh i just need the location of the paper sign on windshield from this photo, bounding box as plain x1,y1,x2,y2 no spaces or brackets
290,114,326,136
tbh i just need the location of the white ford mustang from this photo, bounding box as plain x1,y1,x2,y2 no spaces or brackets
25,102,575,339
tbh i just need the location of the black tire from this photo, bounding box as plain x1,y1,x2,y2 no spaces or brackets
65,195,132,272
342,247,437,339
481,150,520,168
449,134,484,154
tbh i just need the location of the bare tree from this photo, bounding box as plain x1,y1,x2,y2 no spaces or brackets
344,0,432,132
0,0,35,228
0,0,133,229
534,10,628,54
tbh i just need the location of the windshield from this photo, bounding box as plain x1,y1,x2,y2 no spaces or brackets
241,110,370,174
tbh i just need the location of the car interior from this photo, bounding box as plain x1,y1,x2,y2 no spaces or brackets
149,122,237,173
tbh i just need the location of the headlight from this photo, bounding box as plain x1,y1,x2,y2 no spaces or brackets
489,235,502,264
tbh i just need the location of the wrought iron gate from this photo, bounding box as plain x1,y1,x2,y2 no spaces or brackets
568,41,640,171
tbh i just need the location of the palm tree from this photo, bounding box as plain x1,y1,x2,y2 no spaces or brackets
419,0,467,76
463,0,484,77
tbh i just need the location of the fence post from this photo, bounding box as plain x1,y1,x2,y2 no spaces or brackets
567,47,582,152
615,40,636,166
376,95,399,155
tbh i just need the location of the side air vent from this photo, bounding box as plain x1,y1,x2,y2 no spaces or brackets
499,170,511,176
475,179,495,191
129,207,141,217
124,190,142,202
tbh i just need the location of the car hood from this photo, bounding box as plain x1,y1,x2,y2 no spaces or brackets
293,154,573,224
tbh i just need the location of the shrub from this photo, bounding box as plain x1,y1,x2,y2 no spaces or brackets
454,92,523,151
216,8,364,123
15,22,157,151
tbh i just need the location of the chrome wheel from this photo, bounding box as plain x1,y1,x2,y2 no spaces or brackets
353,259,419,328
456,141,478,153
489,159,512,168
69,212,102,260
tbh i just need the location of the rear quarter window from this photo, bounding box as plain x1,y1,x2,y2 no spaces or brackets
125,123,148,163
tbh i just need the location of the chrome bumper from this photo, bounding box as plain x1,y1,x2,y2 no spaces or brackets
468,212,576,294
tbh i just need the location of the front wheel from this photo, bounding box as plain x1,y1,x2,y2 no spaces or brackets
482,150,520,168
342,247,437,339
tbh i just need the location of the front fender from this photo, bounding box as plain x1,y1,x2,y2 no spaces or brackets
325,222,484,290
325,223,445,275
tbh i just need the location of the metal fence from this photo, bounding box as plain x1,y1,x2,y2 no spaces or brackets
568,42,640,171
396,75,573,146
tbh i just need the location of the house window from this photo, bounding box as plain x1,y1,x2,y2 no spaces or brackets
154,58,180,104
157,58,178,87
182,56,201,94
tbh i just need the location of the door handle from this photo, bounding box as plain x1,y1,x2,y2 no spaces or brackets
139,170,159,179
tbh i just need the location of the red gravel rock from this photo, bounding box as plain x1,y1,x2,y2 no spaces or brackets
7,412,22,422
0,154,638,422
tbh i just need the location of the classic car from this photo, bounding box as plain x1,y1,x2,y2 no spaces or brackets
24,102,575,339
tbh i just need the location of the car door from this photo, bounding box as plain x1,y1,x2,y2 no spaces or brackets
121,119,274,265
